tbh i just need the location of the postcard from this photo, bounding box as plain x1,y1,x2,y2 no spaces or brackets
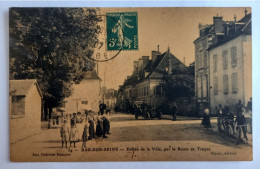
9,7,252,162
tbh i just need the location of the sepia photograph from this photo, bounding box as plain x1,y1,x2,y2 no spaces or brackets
9,7,252,162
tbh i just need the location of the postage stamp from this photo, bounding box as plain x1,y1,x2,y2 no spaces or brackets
106,12,138,50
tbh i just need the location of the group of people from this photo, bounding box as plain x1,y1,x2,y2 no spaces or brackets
201,98,252,144
60,107,111,150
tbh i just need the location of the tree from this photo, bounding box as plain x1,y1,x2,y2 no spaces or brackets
162,62,195,101
9,8,102,120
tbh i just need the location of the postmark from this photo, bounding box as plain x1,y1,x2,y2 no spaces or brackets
106,12,138,51
88,14,123,62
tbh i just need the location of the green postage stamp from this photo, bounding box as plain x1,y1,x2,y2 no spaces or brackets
106,12,138,50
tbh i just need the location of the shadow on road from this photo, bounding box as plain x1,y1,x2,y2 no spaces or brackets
109,122,250,148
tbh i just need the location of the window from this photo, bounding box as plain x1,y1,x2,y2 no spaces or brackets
197,78,202,98
81,100,88,105
213,54,217,72
231,46,237,67
231,72,238,93
222,50,228,69
223,74,229,94
202,77,207,98
11,95,25,118
203,51,207,67
213,77,218,95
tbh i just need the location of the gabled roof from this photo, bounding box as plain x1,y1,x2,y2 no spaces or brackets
9,79,43,98
145,50,186,79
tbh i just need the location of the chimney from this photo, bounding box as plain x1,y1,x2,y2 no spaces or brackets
157,45,160,52
213,16,224,35
137,58,143,72
152,51,161,65
133,60,138,72
234,14,237,22
142,56,149,68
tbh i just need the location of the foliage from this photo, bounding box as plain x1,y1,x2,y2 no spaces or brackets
162,62,195,101
9,8,102,109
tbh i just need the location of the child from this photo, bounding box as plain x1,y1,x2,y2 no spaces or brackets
60,119,70,148
70,124,78,148
82,123,89,151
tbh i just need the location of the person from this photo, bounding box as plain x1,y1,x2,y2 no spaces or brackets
172,103,178,121
236,109,248,144
82,123,89,151
99,102,107,115
85,110,96,140
69,123,78,148
71,113,77,128
235,100,243,116
246,97,252,133
247,97,252,112
103,111,111,135
96,112,104,137
60,119,70,148
201,108,211,129
217,104,225,132
76,112,84,141
224,106,235,134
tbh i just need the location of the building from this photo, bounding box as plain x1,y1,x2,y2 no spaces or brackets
101,87,118,110
118,47,187,110
194,9,252,114
64,71,102,113
208,13,251,114
193,22,214,111
9,79,43,143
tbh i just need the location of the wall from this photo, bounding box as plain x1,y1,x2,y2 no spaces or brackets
10,84,42,144
209,35,252,114
65,79,101,113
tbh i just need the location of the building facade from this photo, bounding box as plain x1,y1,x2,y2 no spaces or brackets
102,87,118,110
194,10,251,114
209,16,252,114
64,71,101,113
117,47,187,111
9,79,43,143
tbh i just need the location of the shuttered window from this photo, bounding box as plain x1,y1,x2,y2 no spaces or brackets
231,46,237,67
213,77,218,95
222,50,228,70
223,74,229,94
231,72,238,93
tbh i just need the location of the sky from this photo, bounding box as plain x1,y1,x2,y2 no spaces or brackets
95,7,251,90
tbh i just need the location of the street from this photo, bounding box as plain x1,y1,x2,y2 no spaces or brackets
10,112,252,162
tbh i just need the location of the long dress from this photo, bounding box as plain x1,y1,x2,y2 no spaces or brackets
70,126,78,142
60,123,70,142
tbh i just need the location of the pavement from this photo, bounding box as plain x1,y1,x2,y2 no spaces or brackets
10,113,252,162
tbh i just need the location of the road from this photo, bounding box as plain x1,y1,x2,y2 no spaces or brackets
10,112,252,162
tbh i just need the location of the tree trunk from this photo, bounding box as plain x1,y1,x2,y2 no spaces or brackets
44,102,49,121
48,107,53,120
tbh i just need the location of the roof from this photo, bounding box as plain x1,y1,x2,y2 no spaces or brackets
144,50,186,79
9,79,42,98
208,13,251,50
83,70,101,80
